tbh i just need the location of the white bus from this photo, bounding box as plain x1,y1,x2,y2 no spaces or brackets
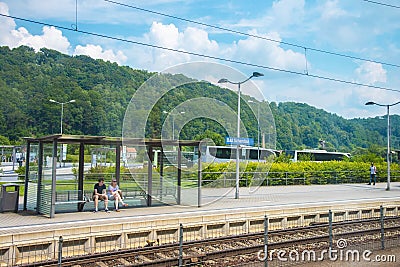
202,146,276,163
286,150,350,162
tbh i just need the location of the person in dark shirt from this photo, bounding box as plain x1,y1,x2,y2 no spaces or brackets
93,178,109,212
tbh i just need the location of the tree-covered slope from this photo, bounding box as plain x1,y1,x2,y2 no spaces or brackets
271,102,387,151
0,46,397,153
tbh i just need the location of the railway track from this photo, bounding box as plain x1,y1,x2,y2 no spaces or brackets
22,217,400,267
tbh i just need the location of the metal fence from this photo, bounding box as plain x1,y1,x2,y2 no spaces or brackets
3,204,399,266
201,170,400,187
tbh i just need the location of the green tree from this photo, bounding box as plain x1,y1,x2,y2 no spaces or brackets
0,135,10,145
194,130,224,146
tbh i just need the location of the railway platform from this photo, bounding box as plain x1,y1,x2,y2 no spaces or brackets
1,182,400,266
1,182,400,231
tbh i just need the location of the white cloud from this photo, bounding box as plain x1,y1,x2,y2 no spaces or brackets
355,62,387,85
0,2,70,53
13,26,70,53
271,0,305,26
73,44,127,65
233,31,306,71
0,2,17,44
320,0,347,20
149,22,181,48
132,22,305,73
235,0,305,31
182,27,219,53
0,2,127,64
133,22,220,70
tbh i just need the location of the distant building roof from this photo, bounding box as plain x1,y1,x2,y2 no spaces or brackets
126,147,137,153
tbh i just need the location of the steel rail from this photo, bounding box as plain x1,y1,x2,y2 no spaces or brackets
19,217,400,267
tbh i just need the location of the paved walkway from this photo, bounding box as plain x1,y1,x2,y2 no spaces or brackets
1,182,400,234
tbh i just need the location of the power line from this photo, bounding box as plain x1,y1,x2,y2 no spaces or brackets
0,12,399,94
361,0,400,9
104,0,400,69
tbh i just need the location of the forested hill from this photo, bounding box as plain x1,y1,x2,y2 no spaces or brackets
0,45,398,152
271,102,400,152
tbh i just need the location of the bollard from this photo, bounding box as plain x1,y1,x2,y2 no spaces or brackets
380,206,385,250
58,236,63,267
328,210,333,251
179,223,183,267
264,215,268,267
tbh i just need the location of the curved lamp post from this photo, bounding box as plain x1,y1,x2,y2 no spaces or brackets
218,72,264,199
248,100,260,162
365,101,400,190
49,99,76,134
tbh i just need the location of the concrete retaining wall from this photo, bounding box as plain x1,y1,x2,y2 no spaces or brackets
1,200,399,266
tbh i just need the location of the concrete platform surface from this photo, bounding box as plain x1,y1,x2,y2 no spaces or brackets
1,182,400,233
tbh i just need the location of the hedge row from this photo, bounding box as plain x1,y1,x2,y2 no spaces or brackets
201,161,400,187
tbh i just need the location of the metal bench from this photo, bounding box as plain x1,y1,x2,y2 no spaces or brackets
78,188,147,210
55,190,88,211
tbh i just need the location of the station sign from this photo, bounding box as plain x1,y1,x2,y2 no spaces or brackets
225,137,254,146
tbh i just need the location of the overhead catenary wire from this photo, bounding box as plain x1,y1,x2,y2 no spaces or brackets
361,0,400,9
1,12,399,94
104,0,400,69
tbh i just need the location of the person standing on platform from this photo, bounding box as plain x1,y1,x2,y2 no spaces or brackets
93,178,110,212
368,162,377,185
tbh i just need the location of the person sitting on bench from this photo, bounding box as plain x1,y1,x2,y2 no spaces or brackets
93,178,110,213
108,179,128,212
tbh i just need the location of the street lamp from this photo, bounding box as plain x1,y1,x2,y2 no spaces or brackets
218,72,264,199
365,101,400,190
163,110,185,140
248,100,260,162
49,99,76,134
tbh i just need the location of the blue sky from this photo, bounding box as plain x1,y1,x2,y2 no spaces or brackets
1,0,400,119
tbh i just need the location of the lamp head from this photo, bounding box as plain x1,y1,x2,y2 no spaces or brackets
218,78,229,83
69,99,76,103
163,111,168,114
252,72,264,78
365,101,376,106
49,99,56,103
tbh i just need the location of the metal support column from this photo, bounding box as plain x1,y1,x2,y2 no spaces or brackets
197,145,202,207
179,223,183,267
264,215,268,267
58,236,63,267
36,141,44,214
329,210,333,251
147,145,153,207
380,205,385,249
116,145,121,184
50,139,58,218
78,143,85,209
160,148,164,201
23,141,31,210
177,145,182,205
12,146,16,171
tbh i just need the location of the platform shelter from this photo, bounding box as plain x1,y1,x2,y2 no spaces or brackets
23,135,202,218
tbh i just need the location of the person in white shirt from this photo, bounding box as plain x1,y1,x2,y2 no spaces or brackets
369,162,377,185
108,179,128,212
